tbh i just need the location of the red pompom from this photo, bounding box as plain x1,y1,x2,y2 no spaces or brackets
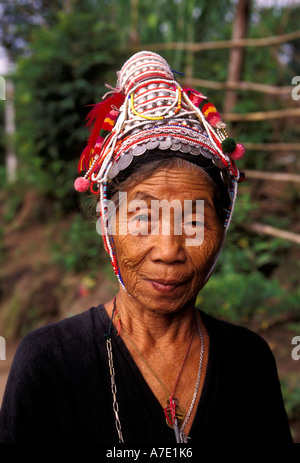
74,177,90,192
230,143,245,160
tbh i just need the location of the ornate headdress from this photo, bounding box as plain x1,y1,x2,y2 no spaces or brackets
75,51,245,290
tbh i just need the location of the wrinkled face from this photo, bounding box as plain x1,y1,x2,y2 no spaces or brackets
112,164,224,313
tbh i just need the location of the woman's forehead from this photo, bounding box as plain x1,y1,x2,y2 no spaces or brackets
126,165,215,200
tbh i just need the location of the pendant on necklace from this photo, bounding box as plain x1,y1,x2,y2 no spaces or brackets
164,397,186,429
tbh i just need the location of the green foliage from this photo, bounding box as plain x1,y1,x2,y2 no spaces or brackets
0,226,4,259
14,5,126,211
196,248,282,323
196,184,298,323
50,212,108,273
281,374,300,421
287,322,300,335
196,236,299,323
0,176,25,223
0,103,4,166
0,166,6,190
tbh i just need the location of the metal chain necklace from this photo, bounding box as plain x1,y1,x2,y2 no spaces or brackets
180,311,204,442
116,309,195,437
105,297,204,443
105,336,124,443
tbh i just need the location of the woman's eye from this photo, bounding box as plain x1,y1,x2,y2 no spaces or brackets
127,213,151,236
184,217,204,236
185,218,204,227
135,214,149,222
130,213,151,229
189,220,203,227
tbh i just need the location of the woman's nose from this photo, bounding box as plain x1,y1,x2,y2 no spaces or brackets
149,231,186,264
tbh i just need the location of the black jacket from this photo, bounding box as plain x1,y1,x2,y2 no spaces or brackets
0,305,293,443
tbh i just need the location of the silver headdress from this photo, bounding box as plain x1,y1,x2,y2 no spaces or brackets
75,51,245,289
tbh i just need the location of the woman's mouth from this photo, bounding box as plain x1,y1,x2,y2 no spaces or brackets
146,278,186,294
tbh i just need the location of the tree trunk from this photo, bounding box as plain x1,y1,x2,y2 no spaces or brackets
223,0,251,114
5,79,17,183
63,0,73,14
129,0,140,46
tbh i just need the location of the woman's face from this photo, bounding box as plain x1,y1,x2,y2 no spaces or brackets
112,164,224,313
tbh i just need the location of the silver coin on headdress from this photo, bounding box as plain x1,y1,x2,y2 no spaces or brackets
132,144,147,156
117,151,134,171
159,137,172,150
146,139,160,150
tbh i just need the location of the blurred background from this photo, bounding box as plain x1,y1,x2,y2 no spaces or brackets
0,0,299,442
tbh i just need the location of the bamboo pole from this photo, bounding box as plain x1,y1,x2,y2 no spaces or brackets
180,77,293,96
130,0,140,46
132,29,300,52
243,143,300,151
246,223,300,245
243,170,300,183
224,107,300,121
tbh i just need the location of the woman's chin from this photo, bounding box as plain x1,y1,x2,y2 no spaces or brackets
125,279,196,314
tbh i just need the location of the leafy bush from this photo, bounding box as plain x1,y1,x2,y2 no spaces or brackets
196,187,298,323
14,7,127,212
196,250,299,324
196,252,285,323
281,374,300,421
50,212,109,273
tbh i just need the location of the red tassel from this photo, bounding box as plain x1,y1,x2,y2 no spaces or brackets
183,88,205,107
78,92,125,173
86,93,124,145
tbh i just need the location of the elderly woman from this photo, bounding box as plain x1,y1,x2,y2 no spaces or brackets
0,52,292,444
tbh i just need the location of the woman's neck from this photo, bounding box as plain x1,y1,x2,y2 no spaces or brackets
105,289,196,355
